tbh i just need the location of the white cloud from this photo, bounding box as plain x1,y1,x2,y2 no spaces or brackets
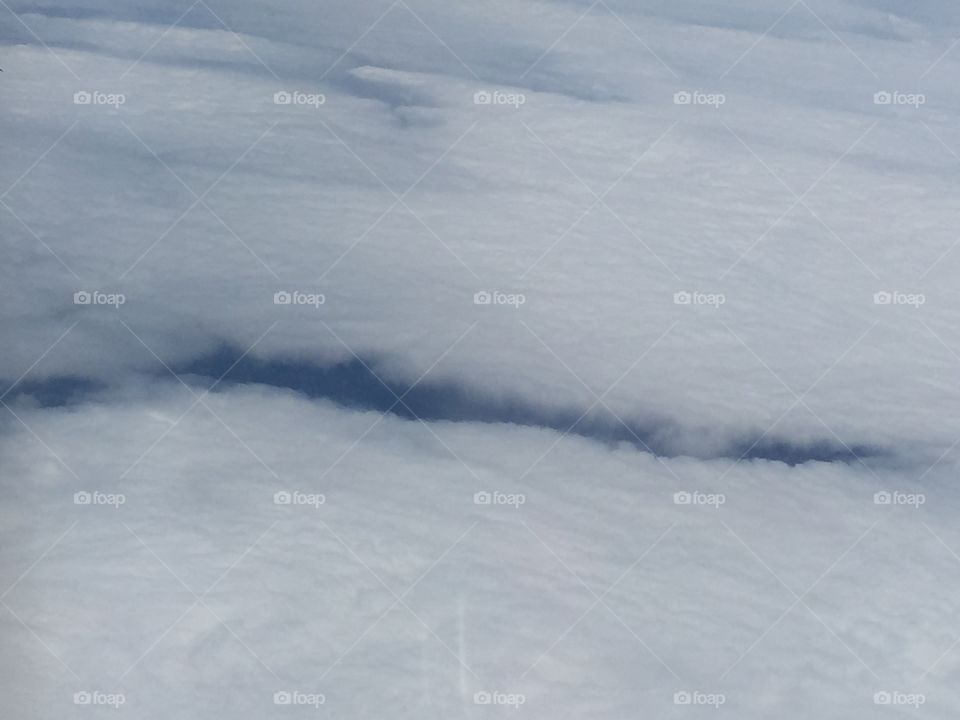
3,0,960,458
3,1,960,716
1,385,959,718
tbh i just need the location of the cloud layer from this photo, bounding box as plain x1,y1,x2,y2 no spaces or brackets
3,1,960,717
3,0,960,458
3,384,959,718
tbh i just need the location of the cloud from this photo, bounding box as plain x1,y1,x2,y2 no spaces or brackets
3,1,960,716
3,0,960,459
1,385,958,717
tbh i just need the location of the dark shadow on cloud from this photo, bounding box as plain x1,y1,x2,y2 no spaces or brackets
170,346,891,467
0,350,890,466
1,376,104,408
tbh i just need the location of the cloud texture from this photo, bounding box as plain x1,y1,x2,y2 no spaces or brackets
3,0,960,717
